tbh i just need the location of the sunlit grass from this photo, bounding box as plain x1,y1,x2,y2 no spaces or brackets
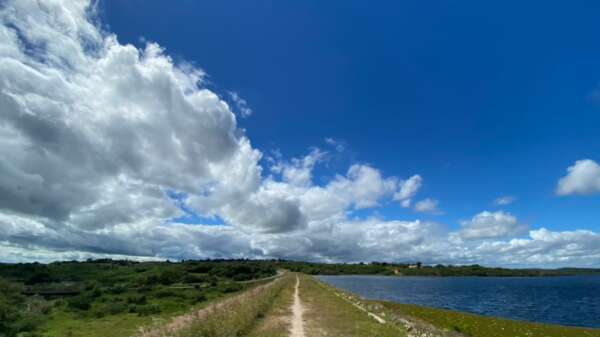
301,275,406,337
376,301,600,337
138,274,292,337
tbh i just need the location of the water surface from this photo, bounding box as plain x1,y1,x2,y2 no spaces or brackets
317,275,600,328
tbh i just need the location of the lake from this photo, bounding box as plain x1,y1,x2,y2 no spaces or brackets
317,275,600,328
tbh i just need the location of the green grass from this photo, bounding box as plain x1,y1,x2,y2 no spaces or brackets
40,310,157,337
301,275,405,337
0,260,279,337
377,301,600,337
138,274,292,337
245,275,295,337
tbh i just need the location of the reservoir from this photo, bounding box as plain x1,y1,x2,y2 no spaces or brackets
317,275,600,328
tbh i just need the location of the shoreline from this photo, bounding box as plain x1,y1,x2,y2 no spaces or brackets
313,275,600,336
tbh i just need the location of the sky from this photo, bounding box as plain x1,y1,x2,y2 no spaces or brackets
1,0,600,267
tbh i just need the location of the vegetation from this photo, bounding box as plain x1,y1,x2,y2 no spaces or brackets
311,275,600,337
244,275,295,337
281,261,600,277
2,259,599,337
138,274,293,337
0,259,277,337
299,275,405,336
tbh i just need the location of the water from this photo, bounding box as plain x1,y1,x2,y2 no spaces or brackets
317,275,600,328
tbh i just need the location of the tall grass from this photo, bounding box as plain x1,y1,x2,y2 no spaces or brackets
137,274,292,337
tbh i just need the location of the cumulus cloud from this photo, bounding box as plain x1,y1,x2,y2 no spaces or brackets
0,0,275,247
556,159,600,196
1,0,600,268
394,175,422,207
494,196,515,206
468,228,600,267
414,198,440,214
0,0,426,259
453,211,528,240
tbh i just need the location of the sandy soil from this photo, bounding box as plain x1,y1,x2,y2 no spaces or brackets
290,276,306,337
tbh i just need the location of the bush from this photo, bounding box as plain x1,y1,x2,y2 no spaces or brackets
25,272,53,285
91,302,128,318
135,304,161,316
67,295,93,311
186,264,214,273
158,270,184,285
126,295,147,305
219,282,243,293
154,289,177,298
107,284,126,294
195,293,207,303
139,276,291,337
183,273,209,283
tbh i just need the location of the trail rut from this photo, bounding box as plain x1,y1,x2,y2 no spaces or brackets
290,276,305,337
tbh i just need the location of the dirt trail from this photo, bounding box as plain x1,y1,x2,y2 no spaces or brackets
290,276,305,337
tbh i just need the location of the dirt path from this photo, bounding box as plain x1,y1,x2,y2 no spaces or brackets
290,275,305,337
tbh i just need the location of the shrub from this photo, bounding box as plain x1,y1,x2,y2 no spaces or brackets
135,304,161,316
158,270,184,285
183,273,208,284
107,284,126,294
25,272,53,285
91,302,128,317
219,282,243,293
138,276,292,337
194,293,207,303
154,289,177,298
127,295,147,305
67,295,93,311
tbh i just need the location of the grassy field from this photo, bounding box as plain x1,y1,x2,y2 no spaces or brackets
0,260,278,337
140,274,293,337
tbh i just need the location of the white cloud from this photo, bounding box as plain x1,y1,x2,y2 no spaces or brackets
494,196,515,206
1,0,600,268
0,0,423,256
414,198,440,213
556,159,600,196
453,211,528,240
469,228,600,267
228,91,252,117
325,137,345,152
394,175,422,207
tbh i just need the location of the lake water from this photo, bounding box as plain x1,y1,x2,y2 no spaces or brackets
317,275,600,328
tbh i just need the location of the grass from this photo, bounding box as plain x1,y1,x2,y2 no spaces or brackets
375,301,600,337
300,275,405,337
244,274,295,337
38,284,244,337
41,310,158,337
138,274,293,337
0,260,280,337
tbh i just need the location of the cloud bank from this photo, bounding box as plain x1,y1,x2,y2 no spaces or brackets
1,0,599,267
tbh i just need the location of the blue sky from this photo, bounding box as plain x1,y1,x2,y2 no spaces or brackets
1,0,600,266
101,0,600,232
